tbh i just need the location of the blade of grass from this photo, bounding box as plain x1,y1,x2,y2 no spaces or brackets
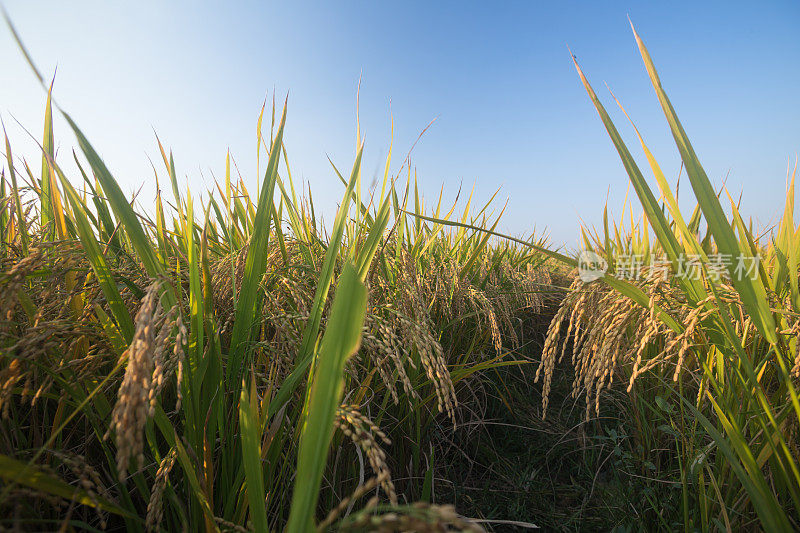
226,100,287,390
285,263,367,532
240,371,268,533
0,454,137,519
630,22,776,344
2,121,29,255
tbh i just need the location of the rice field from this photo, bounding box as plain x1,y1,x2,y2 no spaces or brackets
1,17,798,532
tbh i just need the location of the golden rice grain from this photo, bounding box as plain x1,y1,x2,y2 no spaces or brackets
146,448,177,532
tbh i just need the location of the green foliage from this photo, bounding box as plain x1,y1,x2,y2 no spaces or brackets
3,12,795,532
0,24,545,530
558,24,800,531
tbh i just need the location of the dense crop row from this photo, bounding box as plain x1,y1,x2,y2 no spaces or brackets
1,19,797,532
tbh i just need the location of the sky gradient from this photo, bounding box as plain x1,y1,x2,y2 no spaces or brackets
1,1,798,247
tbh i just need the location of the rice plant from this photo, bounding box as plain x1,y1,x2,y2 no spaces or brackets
2,10,797,533
0,17,554,532
405,21,800,532
534,24,800,531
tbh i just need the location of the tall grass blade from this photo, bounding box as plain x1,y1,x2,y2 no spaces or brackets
2,122,28,255
286,263,367,532
630,23,776,343
226,101,287,389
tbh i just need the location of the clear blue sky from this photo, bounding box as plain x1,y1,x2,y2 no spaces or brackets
1,1,798,247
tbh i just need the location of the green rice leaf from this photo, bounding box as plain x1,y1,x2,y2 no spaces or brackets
226,100,287,389
286,263,367,532
239,373,268,533
0,454,136,519
630,23,777,344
